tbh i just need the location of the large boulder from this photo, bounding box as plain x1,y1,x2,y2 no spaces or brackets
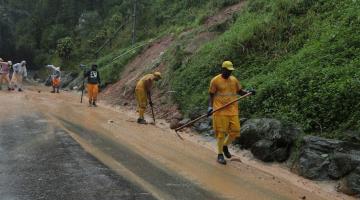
251,140,274,162
235,118,300,149
297,136,360,181
67,75,84,90
329,152,360,179
298,148,331,180
344,130,360,144
339,166,360,196
250,139,291,162
234,118,301,162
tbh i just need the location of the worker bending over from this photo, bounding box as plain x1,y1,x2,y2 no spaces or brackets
135,72,162,124
46,65,61,93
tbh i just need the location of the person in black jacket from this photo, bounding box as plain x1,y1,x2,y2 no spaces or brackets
84,64,101,107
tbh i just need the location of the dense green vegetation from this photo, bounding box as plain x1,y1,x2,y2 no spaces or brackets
0,0,238,70
171,0,360,138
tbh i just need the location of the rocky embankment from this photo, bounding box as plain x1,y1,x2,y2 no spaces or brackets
171,115,360,197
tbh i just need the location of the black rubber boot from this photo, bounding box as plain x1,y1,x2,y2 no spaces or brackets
92,101,97,107
217,154,227,165
223,146,232,159
137,118,147,124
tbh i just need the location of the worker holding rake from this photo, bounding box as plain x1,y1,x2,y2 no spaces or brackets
208,61,255,165
135,72,162,124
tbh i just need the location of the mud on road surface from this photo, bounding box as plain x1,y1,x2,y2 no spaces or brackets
0,87,348,200
0,92,155,200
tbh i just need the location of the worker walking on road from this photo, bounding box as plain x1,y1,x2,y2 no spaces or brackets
0,58,12,91
11,61,27,92
208,61,255,165
84,64,101,107
46,65,61,93
135,72,162,124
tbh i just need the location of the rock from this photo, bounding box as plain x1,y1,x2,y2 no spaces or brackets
205,130,215,137
178,118,191,126
236,118,300,149
298,148,330,180
339,166,360,196
297,135,360,180
188,107,203,120
234,118,301,162
273,147,289,162
251,140,275,162
61,72,78,88
344,130,360,144
172,112,183,120
67,75,85,91
169,119,180,129
240,118,248,125
195,120,211,133
329,152,360,179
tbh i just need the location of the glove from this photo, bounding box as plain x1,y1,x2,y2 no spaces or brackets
149,101,153,107
207,107,213,116
248,89,256,95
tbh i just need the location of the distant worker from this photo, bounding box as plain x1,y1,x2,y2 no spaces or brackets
46,65,61,93
208,61,255,165
84,64,101,107
0,58,12,91
135,72,162,124
11,60,27,92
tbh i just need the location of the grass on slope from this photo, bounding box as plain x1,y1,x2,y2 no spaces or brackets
170,0,360,138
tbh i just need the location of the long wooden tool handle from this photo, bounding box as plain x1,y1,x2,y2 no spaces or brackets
151,105,156,124
175,93,252,132
80,80,85,103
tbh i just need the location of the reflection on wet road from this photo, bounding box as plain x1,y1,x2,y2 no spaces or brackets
0,109,154,200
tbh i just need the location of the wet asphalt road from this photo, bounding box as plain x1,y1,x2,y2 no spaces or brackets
0,112,155,200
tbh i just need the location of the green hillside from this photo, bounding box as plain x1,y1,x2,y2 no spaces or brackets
0,0,238,69
171,0,360,138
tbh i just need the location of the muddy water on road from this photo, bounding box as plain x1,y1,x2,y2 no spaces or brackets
0,91,155,200
13,87,333,199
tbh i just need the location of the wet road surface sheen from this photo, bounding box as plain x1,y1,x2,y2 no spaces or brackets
0,113,155,200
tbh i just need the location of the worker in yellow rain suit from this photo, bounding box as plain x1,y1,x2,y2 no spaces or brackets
135,72,162,124
208,61,255,165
